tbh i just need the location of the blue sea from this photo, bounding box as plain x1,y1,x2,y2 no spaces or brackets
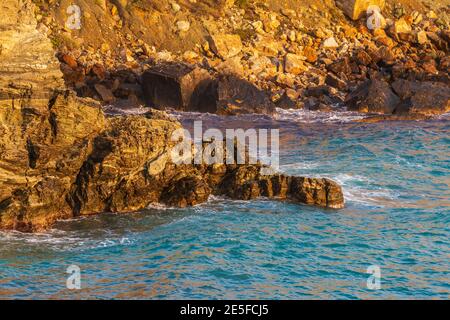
1,110,449,299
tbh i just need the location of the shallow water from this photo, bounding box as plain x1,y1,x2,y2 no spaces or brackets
1,110,449,299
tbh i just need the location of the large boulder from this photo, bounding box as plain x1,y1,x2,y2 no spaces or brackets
346,79,400,114
141,63,212,111
208,34,243,60
392,80,450,116
336,0,386,20
206,75,276,115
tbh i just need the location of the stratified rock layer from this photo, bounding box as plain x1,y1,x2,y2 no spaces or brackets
0,0,64,99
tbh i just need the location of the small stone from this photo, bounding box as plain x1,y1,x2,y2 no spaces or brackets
411,11,423,25
215,56,245,76
394,18,412,34
94,84,115,103
303,47,318,63
287,30,296,42
322,37,339,49
171,2,181,12
417,31,428,45
61,54,78,69
176,20,190,32
252,21,264,34
183,50,198,61
426,11,437,19
422,60,438,74
354,50,372,66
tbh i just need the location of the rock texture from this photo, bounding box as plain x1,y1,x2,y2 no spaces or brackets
142,63,212,111
142,67,276,115
336,0,386,20
0,0,64,99
392,79,450,116
0,95,344,232
24,0,448,120
0,0,344,232
346,78,400,114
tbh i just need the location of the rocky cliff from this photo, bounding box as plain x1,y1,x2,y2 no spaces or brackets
0,0,344,232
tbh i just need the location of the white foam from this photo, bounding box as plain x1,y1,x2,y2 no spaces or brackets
102,105,149,116
274,108,367,123
331,173,399,207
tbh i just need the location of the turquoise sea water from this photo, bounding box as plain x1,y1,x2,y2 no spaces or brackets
0,110,449,299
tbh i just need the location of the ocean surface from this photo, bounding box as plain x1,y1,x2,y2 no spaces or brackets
1,109,449,299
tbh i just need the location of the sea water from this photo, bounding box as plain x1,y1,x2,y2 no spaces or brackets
0,110,449,299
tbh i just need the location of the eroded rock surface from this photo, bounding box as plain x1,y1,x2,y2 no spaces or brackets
0,94,344,232
0,0,64,99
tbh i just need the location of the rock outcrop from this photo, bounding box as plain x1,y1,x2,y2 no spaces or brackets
0,93,344,232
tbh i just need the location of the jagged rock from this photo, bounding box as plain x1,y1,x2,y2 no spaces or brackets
416,31,428,45
392,80,450,116
219,167,344,209
141,62,212,111
284,53,308,75
208,34,243,60
394,18,412,34
275,93,298,109
191,75,276,115
354,50,372,66
325,73,347,90
160,176,211,207
0,0,64,99
336,0,386,20
328,57,352,76
346,79,400,114
0,91,344,232
94,84,116,103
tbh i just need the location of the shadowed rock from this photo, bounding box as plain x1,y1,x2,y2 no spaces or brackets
141,62,212,111
392,79,450,116
346,78,400,114
191,75,276,115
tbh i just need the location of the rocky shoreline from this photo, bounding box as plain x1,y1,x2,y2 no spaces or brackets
0,0,449,232
30,0,449,118
0,0,345,232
